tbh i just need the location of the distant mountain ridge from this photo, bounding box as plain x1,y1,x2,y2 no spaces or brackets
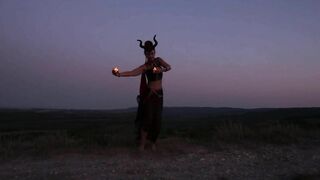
1,107,320,121
1,106,319,113
1,107,320,132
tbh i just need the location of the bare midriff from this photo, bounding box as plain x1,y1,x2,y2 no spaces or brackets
149,80,162,91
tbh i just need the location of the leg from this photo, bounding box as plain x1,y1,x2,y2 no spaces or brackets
139,129,147,151
150,96,163,149
139,99,152,151
135,100,144,145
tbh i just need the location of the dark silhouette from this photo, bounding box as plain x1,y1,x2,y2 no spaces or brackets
112,35,171,151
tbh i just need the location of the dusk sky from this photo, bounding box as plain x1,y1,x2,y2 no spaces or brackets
1,0,320,109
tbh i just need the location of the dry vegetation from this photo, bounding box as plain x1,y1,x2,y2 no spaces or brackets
0,108,320,179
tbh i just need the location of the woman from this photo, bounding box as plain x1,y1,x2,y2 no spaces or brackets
112,35,171,151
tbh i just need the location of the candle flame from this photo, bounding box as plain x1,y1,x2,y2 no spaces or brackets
114,67,119,72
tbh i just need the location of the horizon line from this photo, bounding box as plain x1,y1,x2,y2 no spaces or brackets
1,106,320,111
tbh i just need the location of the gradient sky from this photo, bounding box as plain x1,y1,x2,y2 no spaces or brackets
1,0,320,109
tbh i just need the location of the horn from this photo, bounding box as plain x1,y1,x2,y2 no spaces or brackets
137,40,144,49
153,35,158,48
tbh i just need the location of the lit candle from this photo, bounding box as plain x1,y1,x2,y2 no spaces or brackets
153,67,157,73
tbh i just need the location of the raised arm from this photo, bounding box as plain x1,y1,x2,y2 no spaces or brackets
118,65,146,77
158,58,171,72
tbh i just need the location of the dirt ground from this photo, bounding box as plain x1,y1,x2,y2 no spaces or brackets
0,137,320,180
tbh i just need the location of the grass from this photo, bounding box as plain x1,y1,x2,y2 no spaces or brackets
164,119,320,146
0,108,320,159
0,126,136,159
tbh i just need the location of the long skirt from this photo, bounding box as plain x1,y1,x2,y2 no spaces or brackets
135,89,163,143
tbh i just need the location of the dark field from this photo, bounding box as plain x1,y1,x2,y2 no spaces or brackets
1,107,320,179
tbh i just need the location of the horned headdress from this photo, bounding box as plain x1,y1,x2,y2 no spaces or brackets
137,35,158,52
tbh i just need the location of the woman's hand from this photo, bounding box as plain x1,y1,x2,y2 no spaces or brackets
152,67,162,74
112,67,120,77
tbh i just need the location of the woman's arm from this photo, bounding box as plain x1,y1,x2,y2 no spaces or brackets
158,58,171,72
118,65,146,77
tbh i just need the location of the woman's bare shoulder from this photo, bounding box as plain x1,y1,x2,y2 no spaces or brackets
156,57,170,66
155,57,163,61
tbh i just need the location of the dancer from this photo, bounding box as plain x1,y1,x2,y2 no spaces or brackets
112,35,171,151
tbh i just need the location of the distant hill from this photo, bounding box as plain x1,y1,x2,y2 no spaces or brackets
133,106,320,123
1,106,320,121
0,107,320,132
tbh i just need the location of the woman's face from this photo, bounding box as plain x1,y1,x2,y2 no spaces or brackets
144,50,155,60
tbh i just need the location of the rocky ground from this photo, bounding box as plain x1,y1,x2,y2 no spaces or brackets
1,137,320,180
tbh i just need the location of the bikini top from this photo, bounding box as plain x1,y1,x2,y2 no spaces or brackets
144,58,163,82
